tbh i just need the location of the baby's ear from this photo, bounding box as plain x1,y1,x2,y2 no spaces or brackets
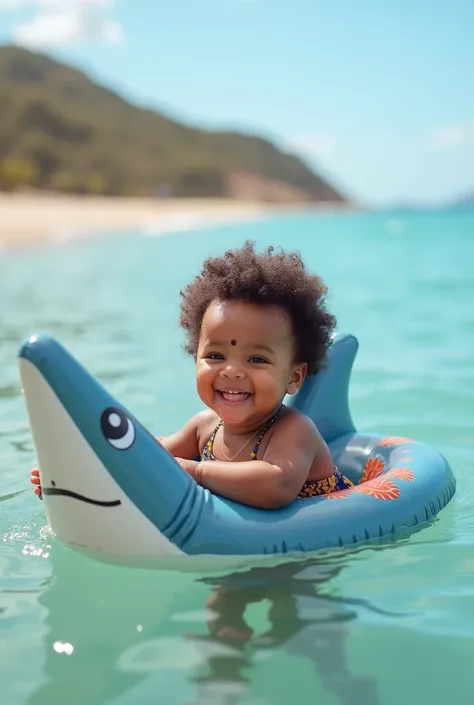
286,362,307,395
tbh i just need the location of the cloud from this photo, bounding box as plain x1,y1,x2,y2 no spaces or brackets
0,0,30,7
0,0,122,47
431,123,473,149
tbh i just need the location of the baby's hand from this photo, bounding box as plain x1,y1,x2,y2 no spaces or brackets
30,467,42,500
175,458,201,480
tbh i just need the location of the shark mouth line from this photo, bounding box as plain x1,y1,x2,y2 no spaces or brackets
42,487,121,507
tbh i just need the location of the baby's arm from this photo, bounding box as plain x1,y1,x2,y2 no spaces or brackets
156,410,211,460
192,413,326,509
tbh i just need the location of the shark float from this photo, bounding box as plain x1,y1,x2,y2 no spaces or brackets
18,332,456,570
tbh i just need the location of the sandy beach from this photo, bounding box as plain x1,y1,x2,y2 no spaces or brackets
0,193,358,250
0,193,273,250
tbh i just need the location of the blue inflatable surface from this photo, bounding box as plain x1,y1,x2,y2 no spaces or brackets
18,333,456,568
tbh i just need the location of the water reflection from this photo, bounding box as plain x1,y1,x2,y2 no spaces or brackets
26,545,179,705
25,537,421,705
0,384,21,398
184,555,412,705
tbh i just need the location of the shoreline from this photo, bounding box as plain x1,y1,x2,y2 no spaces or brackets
0,193,356,251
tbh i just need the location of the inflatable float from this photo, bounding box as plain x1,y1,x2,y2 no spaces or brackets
18,332,456,570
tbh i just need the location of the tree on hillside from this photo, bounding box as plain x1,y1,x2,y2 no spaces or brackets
0,156,38,191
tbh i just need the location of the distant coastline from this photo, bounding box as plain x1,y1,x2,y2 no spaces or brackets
0,45,349,205
0,192,358,251
0,193,265,249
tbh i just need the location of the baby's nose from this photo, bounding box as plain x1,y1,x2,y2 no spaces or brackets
221,362,245,378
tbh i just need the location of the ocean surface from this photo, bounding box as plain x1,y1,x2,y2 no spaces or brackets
1,209,473,705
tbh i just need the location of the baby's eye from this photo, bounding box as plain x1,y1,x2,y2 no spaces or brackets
249,355,268,364
206,352,224,360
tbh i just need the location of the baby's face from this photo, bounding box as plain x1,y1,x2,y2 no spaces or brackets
195,299,307,427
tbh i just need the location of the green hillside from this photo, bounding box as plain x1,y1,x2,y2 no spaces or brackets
0,45,347,202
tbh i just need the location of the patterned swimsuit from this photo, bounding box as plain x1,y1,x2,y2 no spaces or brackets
201,404,354,497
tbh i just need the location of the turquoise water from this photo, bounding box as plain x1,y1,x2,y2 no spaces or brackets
1,210,474,705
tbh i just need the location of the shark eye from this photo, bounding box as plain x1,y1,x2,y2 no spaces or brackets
101,407,136,450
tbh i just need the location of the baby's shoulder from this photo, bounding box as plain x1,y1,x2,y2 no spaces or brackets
278,406,323,442
193,408,220,444
261,406,323,459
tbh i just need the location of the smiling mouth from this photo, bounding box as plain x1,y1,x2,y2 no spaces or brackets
42,487,121,507
217,391,252,402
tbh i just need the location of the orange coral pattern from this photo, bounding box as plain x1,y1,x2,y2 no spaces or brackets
327,466,415,501
377,436,414,446
360,455,385,483
385,467,415,482
357,478,400,500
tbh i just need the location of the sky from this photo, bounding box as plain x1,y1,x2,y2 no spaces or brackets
0,0,473,206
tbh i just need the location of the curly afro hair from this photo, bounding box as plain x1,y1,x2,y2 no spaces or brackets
179,240,336,375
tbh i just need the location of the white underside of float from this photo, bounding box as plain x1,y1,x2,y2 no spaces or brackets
60,543,307,573
20,359,183,559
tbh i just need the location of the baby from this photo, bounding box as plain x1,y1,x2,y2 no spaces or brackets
31,240,353,508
